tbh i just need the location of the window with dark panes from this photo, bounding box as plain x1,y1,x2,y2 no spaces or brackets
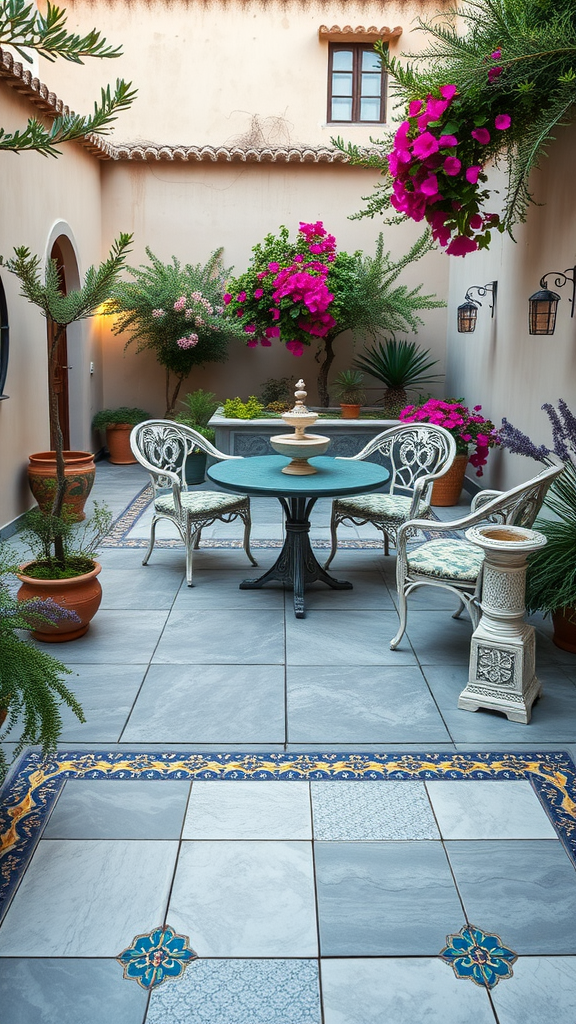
328,44,386,124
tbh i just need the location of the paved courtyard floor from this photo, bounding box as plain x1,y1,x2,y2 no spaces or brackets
1,461,576,1023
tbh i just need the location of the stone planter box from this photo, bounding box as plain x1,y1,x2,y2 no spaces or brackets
211,410,400,465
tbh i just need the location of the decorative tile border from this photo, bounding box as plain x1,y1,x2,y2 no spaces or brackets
1,750,575,922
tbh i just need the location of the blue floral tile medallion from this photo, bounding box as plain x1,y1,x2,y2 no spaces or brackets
117,925,198,989
439,924,517,989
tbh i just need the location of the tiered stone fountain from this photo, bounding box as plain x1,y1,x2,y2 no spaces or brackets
269,379,330,474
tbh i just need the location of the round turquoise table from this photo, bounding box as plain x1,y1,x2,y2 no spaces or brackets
207,454,389,617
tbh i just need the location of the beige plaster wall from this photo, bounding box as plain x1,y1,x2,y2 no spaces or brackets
445,123,576,491
99,159,449,412
39,0,444,148
0,84,103,529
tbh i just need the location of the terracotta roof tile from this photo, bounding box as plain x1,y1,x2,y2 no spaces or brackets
318,24,402,42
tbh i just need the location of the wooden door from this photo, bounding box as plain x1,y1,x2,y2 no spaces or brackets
48,242,70,450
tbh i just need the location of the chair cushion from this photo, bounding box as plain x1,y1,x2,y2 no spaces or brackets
407,539,485,582
155,490,248,517
336,493,430,524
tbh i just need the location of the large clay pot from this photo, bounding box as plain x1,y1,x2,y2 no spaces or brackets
16,561,102,642
552,607,576,653
27,451,96,521
340,404,361,419
106,424,137,465
431,454,469,507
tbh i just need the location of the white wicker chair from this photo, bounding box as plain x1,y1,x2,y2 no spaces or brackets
324,423,457,568
130,420,257,586
390,456,565,650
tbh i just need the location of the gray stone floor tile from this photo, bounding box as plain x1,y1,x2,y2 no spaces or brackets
321,957,496,1024
43,778,191,839
168,840,317,957
315,841,464,955
0,839,178,956
445,839,576,953
122,664,285,742
426,780,557,839
285,611,417,666
311,780,440,840
183,780,311,839
52,664,146,742
153,609,285,664
287,665,450,743
490,955,576,1024
172,570,285,607
424,665,576,742
146,958,321,1024
402,610,473,664
303,572,394,610
43,611,169,665
98,566,183,609
0,958,148,1024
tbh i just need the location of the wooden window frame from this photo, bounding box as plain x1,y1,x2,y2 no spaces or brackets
327,43,386,125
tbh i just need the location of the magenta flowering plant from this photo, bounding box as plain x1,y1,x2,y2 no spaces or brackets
399,398,500,475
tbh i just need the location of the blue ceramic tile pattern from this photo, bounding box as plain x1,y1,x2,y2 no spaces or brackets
146,958,321,1024
117,925,197,989
439,923,518,988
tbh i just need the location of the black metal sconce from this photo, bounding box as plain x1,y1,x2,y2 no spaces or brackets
457,282,497,334
528,267,576,335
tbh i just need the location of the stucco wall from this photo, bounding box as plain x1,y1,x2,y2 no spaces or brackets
99,159,449,412
445,123,576,491
39,0,445,149
0,84,103,529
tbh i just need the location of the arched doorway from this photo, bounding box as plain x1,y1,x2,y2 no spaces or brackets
47,240,70,449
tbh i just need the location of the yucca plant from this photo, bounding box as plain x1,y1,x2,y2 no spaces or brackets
332,370,366,406
353,338,443,416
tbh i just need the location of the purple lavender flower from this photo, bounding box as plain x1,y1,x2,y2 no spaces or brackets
557,400,576,461
21,598,80,626
499,419,550,462
542,403,570,462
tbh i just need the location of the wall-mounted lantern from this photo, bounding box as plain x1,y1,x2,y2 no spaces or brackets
457,281,497,334
528,267,575,335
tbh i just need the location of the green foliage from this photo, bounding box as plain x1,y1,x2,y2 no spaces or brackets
354,339,443,394
339,0,576,235
176,389,219,429
92,407,150,430
332,370,366,405
223,396,265,419
260,377,295,408
19,501,113,579
111,248,242,417
0,0,135,155
526,462,576,614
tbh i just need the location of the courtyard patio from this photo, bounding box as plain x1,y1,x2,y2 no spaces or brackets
1,459,576,1023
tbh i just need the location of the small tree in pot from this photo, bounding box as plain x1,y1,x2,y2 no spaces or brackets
332,370,366,418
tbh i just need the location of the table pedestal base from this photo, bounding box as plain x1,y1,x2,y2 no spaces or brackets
239,497,352,617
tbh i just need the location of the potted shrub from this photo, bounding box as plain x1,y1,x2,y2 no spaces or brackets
500,401,576,652
0,548,85,781
332,370,366,419
175,389,219,483
1,236,132,522
353,338,443,417
399,398,501,505
15,502,112,642
92,407,150,464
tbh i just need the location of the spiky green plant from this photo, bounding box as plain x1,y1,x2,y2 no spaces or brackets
353,339,444,415
525,461,576,615
332,369,366,405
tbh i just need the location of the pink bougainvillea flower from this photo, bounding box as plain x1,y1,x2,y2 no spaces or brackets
271,308,280,321
409,99,423,117
446,234,479,257
440,84,458,101
256,270,268,279
443,156,462,176
488,66,502,83
471,127,490,145
264,325,280,339
286,340,304,356
237,291,247,302
495,114,511,130
428,210,452,247
439,134,458,148
244,324,256,334
254,288,264,299
293,254,304,263
474,405,482,411
420,174,439,197
268,262,280,273
465,165,482,184
412,131,439,160
394,121,411,150
173,296,187,312
491,49,501,60
260,338,272,347
425,95,449,121
469,214,483,231
247,338,258,348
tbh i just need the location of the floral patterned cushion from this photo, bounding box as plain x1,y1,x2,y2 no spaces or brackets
336,493,430,523
155,491,248,517
407,539,485,582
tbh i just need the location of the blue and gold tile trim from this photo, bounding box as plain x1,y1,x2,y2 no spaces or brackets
1,750,576,921
440,924,518,988
117,926,198,989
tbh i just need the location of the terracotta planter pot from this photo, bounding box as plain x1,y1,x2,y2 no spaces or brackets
106,424,137,464
27,451,96,521
16,561,102,642
552,607,576,653
431,454,469,507
340,404,362,419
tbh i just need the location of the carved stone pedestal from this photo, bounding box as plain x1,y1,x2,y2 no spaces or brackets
459,524,547,724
